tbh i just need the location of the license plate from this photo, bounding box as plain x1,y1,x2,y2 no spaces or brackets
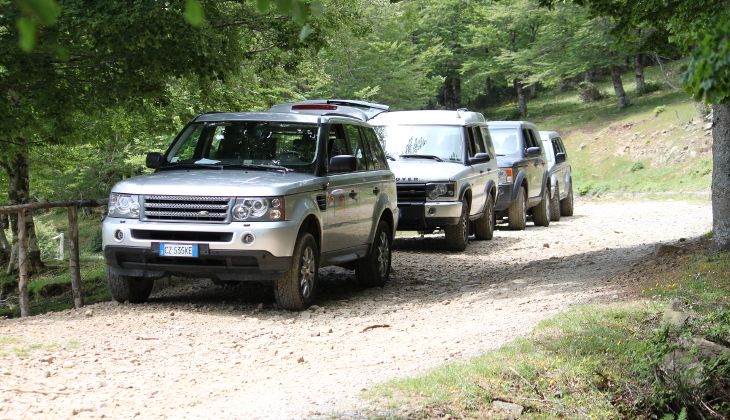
159,243,198,258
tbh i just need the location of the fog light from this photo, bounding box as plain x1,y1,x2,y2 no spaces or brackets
242,233,255,244
427,207,437,215
114,229,124,241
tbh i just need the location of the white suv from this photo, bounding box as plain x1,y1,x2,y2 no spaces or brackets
369,110,500,251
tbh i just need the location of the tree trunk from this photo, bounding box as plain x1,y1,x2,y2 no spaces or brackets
514,78,527,117
68,206,83,308
635,54,647,95
17,210,29,317
712,100,730,251
439,75,462,109
584,69,595,83
610,65,631,109
4,140,44,274
528,83,537,99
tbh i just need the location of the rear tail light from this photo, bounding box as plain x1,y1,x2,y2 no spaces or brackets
292,104,337,111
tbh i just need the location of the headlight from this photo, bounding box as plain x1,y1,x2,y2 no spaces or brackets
426,183,455,201
499,168,514,184
108,193,140,219
231,197,285,222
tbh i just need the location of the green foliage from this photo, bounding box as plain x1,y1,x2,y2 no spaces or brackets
630,161,645,172
653,105,667,116
684,13,730,103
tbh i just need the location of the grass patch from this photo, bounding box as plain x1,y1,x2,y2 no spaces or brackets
367,244,730,419
483,61,712,197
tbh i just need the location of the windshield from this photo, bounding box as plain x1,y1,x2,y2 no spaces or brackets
374,125,464,162
489,128,522,156
165,121,319,173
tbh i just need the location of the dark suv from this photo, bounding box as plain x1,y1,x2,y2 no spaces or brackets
487,121,550,230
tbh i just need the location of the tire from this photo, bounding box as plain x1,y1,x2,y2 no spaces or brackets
445,197,469,251
274,233,319,311
107,266,154,303
533,186,550,227
549,184,561,222
507,186,527,230
560,183,575,216
356,220,393,287
473,193,495,240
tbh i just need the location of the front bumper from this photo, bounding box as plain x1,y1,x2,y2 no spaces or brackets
495,183,515,212
104,245,290,281
396,201,463,230
102,217,301,281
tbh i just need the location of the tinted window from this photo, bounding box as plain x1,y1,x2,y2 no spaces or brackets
468,127,486,156
327,124,349,160
363,127,388,170
344,124,367,171
480,127,496,158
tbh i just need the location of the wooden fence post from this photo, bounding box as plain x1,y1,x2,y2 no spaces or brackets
67,205,83,308
17,210,29,317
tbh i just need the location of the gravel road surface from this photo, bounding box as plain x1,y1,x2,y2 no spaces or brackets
0,200,712,419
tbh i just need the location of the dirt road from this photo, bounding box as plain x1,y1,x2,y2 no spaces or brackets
0,200,712,419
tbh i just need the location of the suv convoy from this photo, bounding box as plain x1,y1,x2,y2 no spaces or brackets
369,110,499,251
540,131,574,220
486,121,550,230
102,106,397,310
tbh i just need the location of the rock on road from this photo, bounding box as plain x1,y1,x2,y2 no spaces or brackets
0,200,712,419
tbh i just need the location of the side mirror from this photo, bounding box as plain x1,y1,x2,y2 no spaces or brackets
146,152,163,169
329,155,357,173
555,152,566,164
469,152,491,164
526,147,542,158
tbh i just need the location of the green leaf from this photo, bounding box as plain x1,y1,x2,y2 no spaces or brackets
17,17,36,52
274,0,294,14
298,24,313,41
256,0,271,12
184,0,206,27
17,0,60,25
291,1,307,24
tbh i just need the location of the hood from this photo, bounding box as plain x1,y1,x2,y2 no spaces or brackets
111,169,321,197
388,160,468,183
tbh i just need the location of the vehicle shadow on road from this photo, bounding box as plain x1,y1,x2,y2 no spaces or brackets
393,235,520,253
137,235,695,319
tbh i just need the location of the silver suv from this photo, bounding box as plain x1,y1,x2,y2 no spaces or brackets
369,110,499,251
102,108,397,310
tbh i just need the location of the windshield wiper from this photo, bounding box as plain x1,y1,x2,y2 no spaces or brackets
220,163,291,173
399,154,444,162
158,163,223,171
496,154,506,156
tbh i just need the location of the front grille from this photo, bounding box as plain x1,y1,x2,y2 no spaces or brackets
142,195,232,223
397,183,427,203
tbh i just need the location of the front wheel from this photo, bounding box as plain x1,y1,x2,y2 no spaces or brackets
274,233,319,311
473,193,495,240
356,220,393,287
107,267,154,303
507,187,527,230
533,186,550,227
444,198,469,251
549,184,561,222
560,183,575,216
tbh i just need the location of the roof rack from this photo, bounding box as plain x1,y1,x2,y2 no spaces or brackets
193,110,225,121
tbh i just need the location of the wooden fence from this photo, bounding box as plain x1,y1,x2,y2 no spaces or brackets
0,200,105,317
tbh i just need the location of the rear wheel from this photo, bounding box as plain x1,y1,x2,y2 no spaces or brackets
507,187,527,230
549,184,561,222
274,233,318,311
560,183,575,216
107,267,153,303
533,186,550,227
473,193,495,240
445,198,469,251
356,220,392,287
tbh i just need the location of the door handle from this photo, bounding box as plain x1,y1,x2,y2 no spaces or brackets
372,186,380,195
349,190,358,199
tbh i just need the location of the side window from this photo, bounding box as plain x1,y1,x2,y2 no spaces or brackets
530,130,542,151
520,128,532,149
468,126,486,156
344,124,368,171
557,138,567,156
480,127,496,158
169,124,204,162
363,127,388,170
327,124,349,160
